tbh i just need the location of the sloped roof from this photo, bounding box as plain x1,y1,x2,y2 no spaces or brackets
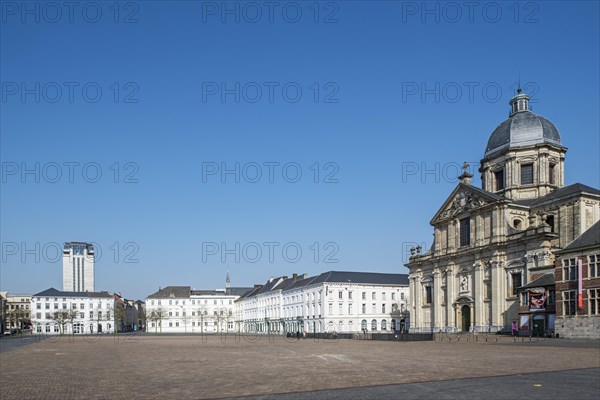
33,287,112,298
227,287,254,296
517,183,600,207
519,273,555,289
559,220,600,253
146,286,191,299
309,271,409,285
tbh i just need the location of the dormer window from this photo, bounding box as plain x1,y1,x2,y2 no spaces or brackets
520,163,533,185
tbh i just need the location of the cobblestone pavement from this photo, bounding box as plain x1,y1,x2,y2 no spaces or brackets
240,368,600,400
0,334,598,399
0,335,46,353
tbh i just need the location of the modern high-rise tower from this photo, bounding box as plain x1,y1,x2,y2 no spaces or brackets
62,242,95,292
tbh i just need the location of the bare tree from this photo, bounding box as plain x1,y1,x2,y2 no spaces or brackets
148,307,166,333
50,310,70,335
109,304,127,335
7,307,29,334
67,308,79,335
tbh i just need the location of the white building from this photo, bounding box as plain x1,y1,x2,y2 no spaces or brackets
236,271,410,334
63,242,95,292
31,288,115,334
145,286,251,333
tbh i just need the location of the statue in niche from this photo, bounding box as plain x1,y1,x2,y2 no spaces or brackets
460,275,468,292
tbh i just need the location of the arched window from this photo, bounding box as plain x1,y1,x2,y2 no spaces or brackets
371,319,377,330
381,320,387,330
391,319,397,330
348,321,353,331
361,320,367,331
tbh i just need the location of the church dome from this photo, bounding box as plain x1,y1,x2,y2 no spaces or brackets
484,89,562,158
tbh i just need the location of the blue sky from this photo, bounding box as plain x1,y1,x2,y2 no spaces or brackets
1,1,599,300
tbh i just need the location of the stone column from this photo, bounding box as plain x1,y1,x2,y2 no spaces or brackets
473,263,484,332
433,271,440,331
447,268,456,331
490,261,502,330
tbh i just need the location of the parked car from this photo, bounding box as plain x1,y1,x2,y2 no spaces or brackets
3,330,11,336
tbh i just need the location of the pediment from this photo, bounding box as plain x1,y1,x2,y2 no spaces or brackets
430,183,501,225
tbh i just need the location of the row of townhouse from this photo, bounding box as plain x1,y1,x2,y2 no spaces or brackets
28,288,146,335
515,220,600,339
0,292,32,333
235,271,410,334
144,286,252,333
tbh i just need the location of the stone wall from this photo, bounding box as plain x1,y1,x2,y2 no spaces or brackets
555,316,600,339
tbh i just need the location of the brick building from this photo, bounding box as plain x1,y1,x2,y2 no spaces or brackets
555,220,600,339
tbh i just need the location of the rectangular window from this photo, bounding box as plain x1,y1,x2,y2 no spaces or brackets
562,258,577,281
361,304,366,314
562,290,577,316
494,169,504,191
382,293,386,301
460,218,470,247
547,290,555,306
588,255,599,279
425,286,432,304
328,303,333,314
348,304,353,314
89,311,93,319
521,163,533,185
348,292,353,300
382,304,386,313
511,273,522,296
401,293,405,300
338,291,343,299
45,303,49,309
371,304,376,313
520,292,528,306
36,303,41,309
549,163,556,185
589,289,600,316
338,303,343,314
391,293,395,301
371,292,376,300
362,292,366,300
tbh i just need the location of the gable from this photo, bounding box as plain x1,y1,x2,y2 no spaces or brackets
430,183,502,225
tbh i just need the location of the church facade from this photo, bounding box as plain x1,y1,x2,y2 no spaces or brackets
406,88,600,333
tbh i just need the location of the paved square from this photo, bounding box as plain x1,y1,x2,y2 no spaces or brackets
0,335,599,399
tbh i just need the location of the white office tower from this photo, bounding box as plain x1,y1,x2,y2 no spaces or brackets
63,242,95,292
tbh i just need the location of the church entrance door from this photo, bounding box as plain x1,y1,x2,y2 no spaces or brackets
461,305,471,332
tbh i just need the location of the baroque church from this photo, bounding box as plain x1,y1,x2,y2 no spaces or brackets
406,87,600,333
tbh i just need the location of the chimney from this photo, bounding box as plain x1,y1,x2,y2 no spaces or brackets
292,273,298,281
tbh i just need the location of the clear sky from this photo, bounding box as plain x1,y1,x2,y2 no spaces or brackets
1,1,599,301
